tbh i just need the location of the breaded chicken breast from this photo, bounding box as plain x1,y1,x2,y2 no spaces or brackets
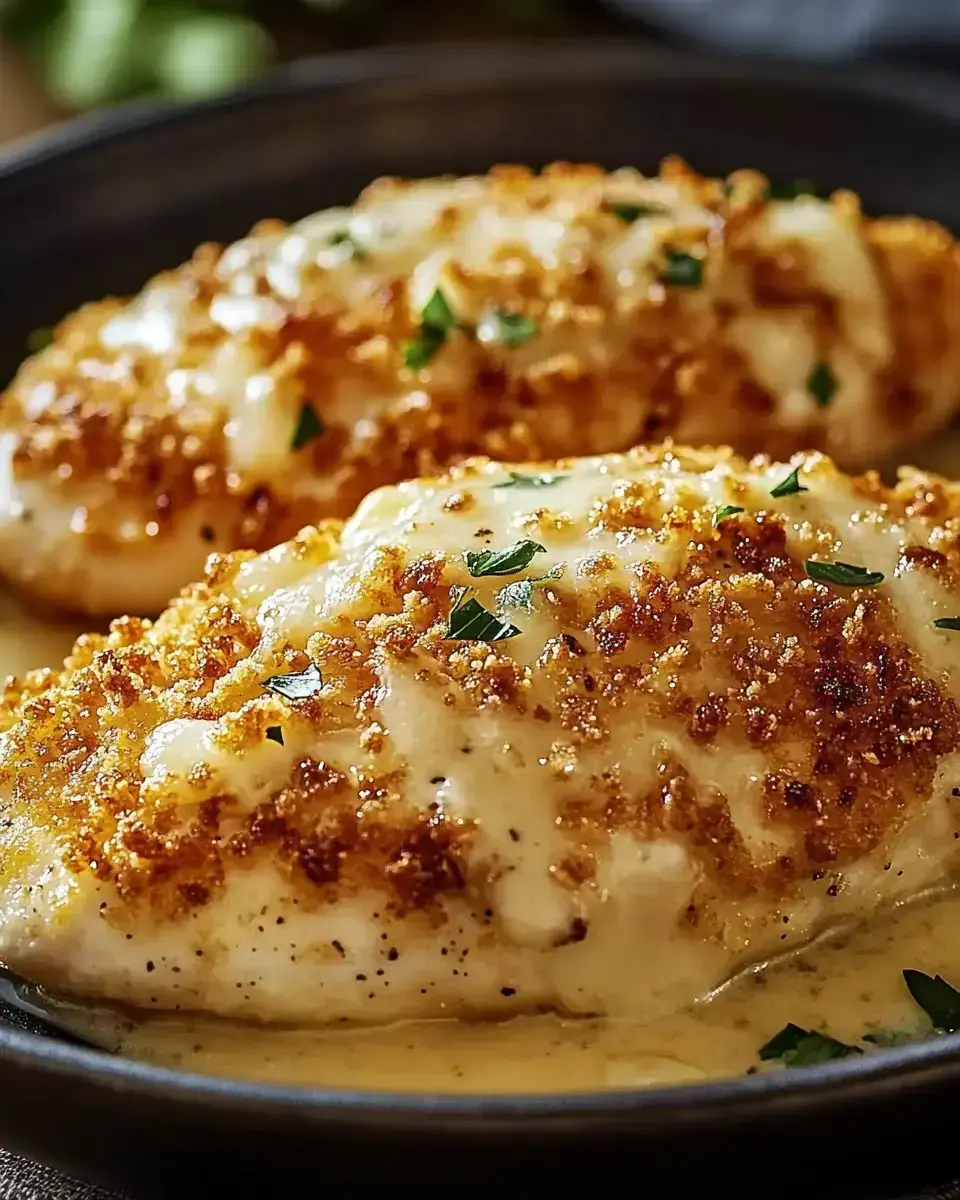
1,443,960,1026
2,159,959,616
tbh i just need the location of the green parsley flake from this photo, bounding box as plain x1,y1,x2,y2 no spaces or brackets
498,564,564,613
769,467,808,498
713,504,745,525
465,539,546,578
494,471,567,489
261,661,324,701
933,617,960,631
805,560,885,588
403,327,445,369
902,970,960,1033
499,579,535,612
769,180,818,201
660,249,703,288
420,289,456,331
329,230,368,261
862,1028,917,1047
403,288,457,369
291,402,325,452
759,1023,861,1067
807,361,837,408
608,202,667,223
479,310,540,349
445,589,521,642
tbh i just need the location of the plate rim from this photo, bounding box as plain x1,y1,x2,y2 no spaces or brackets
2,38,960,185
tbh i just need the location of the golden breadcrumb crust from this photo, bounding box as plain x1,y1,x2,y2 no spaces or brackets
2,443,959,937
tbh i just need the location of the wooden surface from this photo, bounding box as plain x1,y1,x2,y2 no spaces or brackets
0,45,60,148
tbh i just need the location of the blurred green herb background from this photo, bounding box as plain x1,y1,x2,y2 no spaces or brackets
0,0,617,113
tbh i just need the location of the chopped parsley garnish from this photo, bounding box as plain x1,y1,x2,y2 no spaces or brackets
403,288,457,369
261,661,324,701
769,179,818,201
328,230,368,261
862,1028,916,1047
403,328,445,370
494,471,567,489
498,564,564,612
26,326,54,353
660,249,703,288
478,310,539,349
805,560,885,589
807,361,837,408
902,970,960,1033
291,402,325,452
759,1023,861,1067
499,579,536,612
465,539,546,578
265,726,284,746
445,589,521,642
769,467,808,498
713,504,745,525
608,202,666,223
933,617,960,631
421,289,456,331
758,1023,809,1061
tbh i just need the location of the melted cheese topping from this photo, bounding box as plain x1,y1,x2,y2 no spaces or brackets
2,443,960,1026
1,159,959,615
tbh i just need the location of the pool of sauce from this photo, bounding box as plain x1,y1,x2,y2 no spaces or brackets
51,889,956,1091
6,425,960,1093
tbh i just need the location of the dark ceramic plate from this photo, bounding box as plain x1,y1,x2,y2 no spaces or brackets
1,42,960,1199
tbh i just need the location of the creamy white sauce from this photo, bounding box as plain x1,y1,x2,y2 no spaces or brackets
56,887,960,1092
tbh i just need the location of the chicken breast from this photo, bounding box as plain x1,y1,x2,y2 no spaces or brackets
2,159,959,617
1,442,960,1027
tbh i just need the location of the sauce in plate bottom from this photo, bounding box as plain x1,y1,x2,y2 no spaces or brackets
51,888,958,1092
